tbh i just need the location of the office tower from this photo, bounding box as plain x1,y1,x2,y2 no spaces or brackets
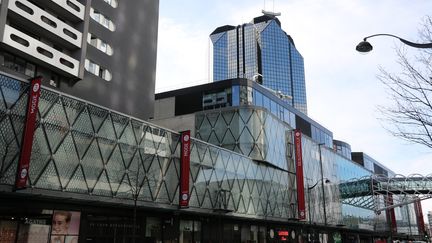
0,0,159,119
210,14,308,114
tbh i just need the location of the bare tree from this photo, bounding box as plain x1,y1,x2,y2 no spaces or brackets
127,156,145,243
378,16,432,148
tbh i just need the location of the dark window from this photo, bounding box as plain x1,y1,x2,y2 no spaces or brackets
1,52,37,77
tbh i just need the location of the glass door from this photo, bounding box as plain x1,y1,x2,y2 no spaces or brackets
179,220,201,243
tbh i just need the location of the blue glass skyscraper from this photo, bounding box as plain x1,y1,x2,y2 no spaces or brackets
210,15,308,114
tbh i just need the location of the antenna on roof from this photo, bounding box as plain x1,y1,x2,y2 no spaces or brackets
262,9,281,17
262,0,281,17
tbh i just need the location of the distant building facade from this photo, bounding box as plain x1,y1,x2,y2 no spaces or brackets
210,15,308,114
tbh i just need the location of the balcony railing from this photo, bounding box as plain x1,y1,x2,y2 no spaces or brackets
2,25,79,77
8,0,82,48
46,0,85,21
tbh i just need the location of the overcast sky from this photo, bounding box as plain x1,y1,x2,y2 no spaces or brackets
156,0,432,216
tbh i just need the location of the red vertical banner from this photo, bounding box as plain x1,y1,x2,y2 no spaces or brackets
15,77,42,190
414,198,425,235
179,130,191,208
385,195,397,234
294,129,306,220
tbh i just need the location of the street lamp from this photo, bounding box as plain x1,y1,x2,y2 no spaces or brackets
307,178,331,225
318,143,327,226
356,33,432,53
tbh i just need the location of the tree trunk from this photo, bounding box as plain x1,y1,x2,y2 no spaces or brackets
132,195,137,243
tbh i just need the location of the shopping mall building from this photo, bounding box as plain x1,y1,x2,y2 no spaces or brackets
0,0,428,243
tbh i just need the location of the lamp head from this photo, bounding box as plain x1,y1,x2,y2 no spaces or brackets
356,40,373,53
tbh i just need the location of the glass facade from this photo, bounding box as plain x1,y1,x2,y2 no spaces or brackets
0,73,424,239
195,107,295,171
194,105,415,231
333,140,352,160
247,82,331,147
211,16,308,114
0,74,296,220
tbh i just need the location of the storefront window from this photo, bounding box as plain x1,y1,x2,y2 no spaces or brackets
1,52,36,77
180,220,201,243
0,221,17,243
17,222,50,243
145,217,161,242
50,211,80,243
0,210,80,243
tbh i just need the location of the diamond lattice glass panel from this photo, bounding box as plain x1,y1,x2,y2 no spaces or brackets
61,96,85,126
42,100,70,153
72,107,94,137
0,116,19,154
164,158,179,202
116,174,132,198
201,189,213,208
141,151,155,173
159,156,174,199
52,134,80,188
92,170,113,196
111,113,129,139
0,75,311,221
155,181,170,204
106,145,126,193
98,137,117,164
0,155,18,185
212,114,228,144
97,114,116,140
119,143,136,169
29,128,51,184
138,178,153,201
196,115,212,141
0,75,28,110
191,142,211,168
147,156,163,200
88,105,109,133
9,90,29,147
0,79,29,184
0,116,21,182
207,131,220,146
131,120,144,144
66,166,89,193
119,123,137,146
38,90,59,118
81,139,104,189
189,187,200,207
34,160,62,190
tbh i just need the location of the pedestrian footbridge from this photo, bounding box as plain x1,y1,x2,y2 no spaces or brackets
339,174,432,212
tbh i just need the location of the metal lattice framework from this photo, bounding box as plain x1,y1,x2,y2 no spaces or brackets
0,74,296,219
340,174,432,212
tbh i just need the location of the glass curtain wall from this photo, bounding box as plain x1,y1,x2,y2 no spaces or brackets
0,74,296,220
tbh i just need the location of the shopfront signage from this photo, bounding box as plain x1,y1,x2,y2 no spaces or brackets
278,230,289,241
414,198,425,234
15,77,42,190
294,130,306,220
179,130,191,207
385,195,397,234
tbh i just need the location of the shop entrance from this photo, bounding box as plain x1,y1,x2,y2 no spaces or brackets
179,220,201,243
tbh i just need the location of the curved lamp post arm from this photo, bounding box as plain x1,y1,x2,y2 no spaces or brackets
357,33,432,53
307,178,330,191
